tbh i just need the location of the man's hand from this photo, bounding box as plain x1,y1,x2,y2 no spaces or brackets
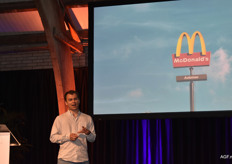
78,126,91,135
70,133,78,141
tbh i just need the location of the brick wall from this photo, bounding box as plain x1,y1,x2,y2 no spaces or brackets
0,50,88,71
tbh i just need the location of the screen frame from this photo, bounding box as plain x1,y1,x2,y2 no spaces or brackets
88,0,232,120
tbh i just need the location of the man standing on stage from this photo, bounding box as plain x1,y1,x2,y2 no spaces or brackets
50,90,96,164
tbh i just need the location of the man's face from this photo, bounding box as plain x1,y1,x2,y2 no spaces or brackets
65,93,80,111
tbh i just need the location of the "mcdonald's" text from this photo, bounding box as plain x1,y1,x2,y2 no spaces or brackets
173,56,209,63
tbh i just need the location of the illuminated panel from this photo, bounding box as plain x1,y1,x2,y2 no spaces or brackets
0,11,44,32
71,7,88,29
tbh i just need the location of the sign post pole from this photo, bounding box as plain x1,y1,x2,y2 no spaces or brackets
189,67,194,112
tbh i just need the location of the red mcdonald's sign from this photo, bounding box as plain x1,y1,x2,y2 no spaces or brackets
172,31,211,68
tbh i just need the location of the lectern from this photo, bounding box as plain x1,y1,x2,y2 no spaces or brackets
0,124,21,164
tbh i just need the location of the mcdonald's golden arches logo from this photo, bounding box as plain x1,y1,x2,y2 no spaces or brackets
172,31,211,68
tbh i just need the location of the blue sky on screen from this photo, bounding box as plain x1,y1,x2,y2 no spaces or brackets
93,0,232,114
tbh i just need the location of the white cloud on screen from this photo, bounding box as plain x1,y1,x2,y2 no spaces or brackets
95,15,122,29
196,48,232,83
132,35,176,49
95,7,180,32
217,36,229,45
95,88,144,105
95,97,126,104
127,21,180,32
175,85,189,92
127,88,143,98
112,45,132,59
209,89,216,96
216,36,232,49
110,35,177,60
131,3,151,12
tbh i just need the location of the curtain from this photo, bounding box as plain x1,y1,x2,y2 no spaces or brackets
91,119,173,164
74,67,88,114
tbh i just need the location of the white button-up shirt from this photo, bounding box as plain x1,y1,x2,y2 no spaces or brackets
50,110,96,162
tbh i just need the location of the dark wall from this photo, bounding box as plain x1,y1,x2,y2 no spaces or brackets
0,69,59,164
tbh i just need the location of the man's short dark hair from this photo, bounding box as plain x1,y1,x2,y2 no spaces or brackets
64,90,80,101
